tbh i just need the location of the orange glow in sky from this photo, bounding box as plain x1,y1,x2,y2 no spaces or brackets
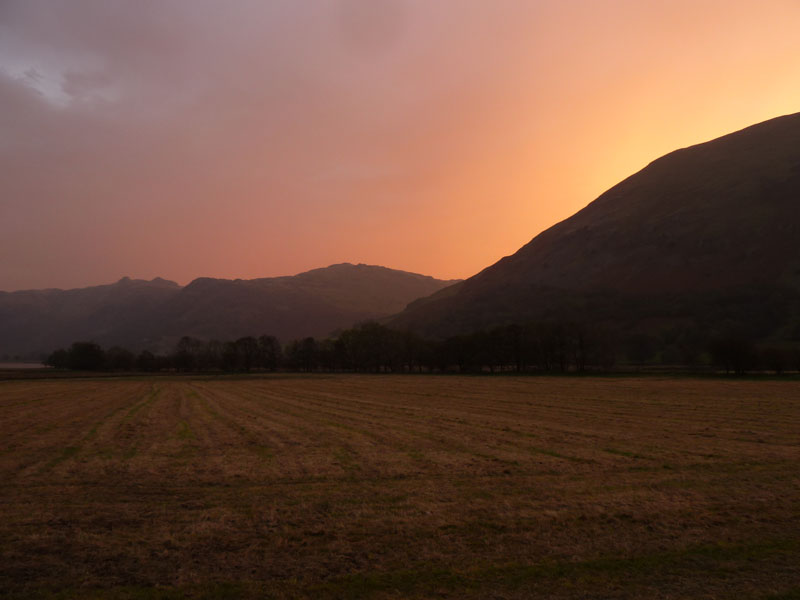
1,0,800,290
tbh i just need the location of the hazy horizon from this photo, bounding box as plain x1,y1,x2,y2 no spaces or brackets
2,1,800,291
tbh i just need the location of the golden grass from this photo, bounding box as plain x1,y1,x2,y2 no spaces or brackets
0,375,799,599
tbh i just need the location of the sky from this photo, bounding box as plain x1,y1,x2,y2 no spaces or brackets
1,0,800,291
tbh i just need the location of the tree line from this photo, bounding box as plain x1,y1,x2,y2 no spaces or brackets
45,321,800,375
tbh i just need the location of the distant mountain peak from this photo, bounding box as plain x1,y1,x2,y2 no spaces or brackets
0,264,458,356
151,277,178,285
111,276,179,289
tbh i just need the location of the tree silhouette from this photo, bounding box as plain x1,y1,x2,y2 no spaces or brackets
258,335,282,371
235,336,260,372
67,342,105,371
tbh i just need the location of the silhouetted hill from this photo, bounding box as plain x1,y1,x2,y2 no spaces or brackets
392,113,800,347
0,277,181,359
145,264,458,349
0,264,458,357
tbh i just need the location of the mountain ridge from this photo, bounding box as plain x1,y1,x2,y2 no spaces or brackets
0,263,460,357
391,112,800,344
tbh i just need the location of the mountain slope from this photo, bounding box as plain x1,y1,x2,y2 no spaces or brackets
0,277,181,359
392,112,800,341
143,264,458,347
0,264,458,357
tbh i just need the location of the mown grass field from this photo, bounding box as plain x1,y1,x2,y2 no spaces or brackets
1,374,799,599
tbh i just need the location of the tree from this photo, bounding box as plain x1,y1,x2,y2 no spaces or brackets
106,346,135,371
67,342,105,371
626,333,657,366
258,335,282,371
709,336,757,375
761,346,788,375
45,348,69,369
199,340,223,371
173,336,203,371
235,336,260,372
399,329,427,373
286,337,317,372
221,341,239,371
136,350,158,372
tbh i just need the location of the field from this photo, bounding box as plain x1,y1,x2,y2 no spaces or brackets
1,375,799,599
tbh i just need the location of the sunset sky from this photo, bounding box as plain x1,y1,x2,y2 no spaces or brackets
1,0,799,291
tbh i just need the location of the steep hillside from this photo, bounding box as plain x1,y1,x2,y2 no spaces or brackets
0,264,458,357
392,112,800,342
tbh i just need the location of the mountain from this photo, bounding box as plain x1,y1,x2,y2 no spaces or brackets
0,264,459,357
143,264,458,348
0,277,181,359
391,112,800,347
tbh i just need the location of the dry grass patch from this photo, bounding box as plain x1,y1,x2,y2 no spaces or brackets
0,375,798,598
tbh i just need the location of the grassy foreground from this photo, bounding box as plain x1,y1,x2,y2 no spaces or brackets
0,374,798,599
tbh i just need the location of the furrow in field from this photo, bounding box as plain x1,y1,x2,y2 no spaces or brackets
0,380,87,409
196,380,463,477
269,380,617,458
220,383,417,477
190,380,318,448
235,380,596,472
44,381,153,475
232,380,593,470
1,381,150,480
188,382,351,480
255,377,800,469
2,375,800,599
96,382,177,469
0,381,118,446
